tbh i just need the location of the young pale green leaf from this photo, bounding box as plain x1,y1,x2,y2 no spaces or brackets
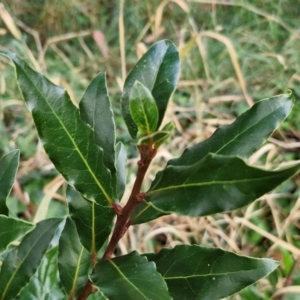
0,51,114,207
79,72,116,175
122,40,180,138
145,245,279,300
58,218,92,298
169,92,294,166
0,215,34,255
0,218,62,300
161,121,175,132
90,251,171,300
67,186,114,254
129,81,159,135
0,150,20,215
131,153,300,224
115,142,127,200
131,121,175,148
87,292,108,300
131,131,170,147
18,247,65,300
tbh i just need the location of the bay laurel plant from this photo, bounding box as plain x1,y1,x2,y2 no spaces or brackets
0,40,299,300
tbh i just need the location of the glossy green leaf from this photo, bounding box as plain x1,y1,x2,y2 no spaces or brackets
115,142,127,200
0,215,34,255
132,153,300,224
90,251,171,300
58,218,92,298
129,81,158,135
169,92,294,166
0,51,114,207
0,218,62,300
79,72,116,174
122,40,180,137
67,186,114,254
0,150,20,215
18,247,65,300
145,245,278,300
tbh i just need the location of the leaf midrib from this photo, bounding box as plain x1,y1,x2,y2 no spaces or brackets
163,266,269,280
214,99,291,155
108,259,149,299
140,98,152,134
70,246,85,297
147,171,295,195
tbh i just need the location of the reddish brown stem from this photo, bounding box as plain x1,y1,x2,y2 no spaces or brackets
77,280,96,300
77,144,156,299
102,144,156,260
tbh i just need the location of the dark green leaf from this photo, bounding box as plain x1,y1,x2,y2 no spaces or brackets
0,215,34,255
132,154,300,224
170,92,294,166
122,40,180,137
79,72,116,174
131,202,160,225
0,51,114,207
0,218,62,300
115,142,127,200
18,247,65,300
129,81,158,135
145,245,279,300
58,218,92,298
90,251,171,300
0,150,20,215
67,186,114,254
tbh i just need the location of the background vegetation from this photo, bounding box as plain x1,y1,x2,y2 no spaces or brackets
1,0,300,298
